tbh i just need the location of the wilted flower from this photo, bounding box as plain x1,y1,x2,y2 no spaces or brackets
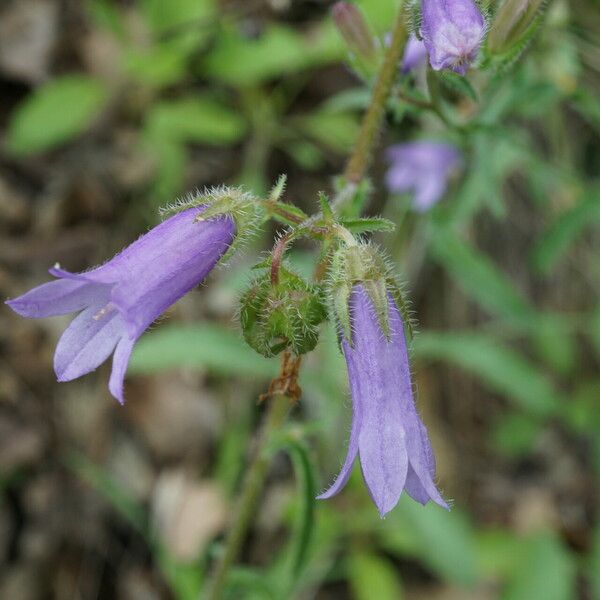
385,141,461,211
401,34,428,73
6,206,236,404
421,0,486,75
318,277,448,517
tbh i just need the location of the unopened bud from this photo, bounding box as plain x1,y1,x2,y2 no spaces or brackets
240,267,327,358
332,2,377,65
487,0,546,53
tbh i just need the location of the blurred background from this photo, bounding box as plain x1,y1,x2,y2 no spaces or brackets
0,0,599,598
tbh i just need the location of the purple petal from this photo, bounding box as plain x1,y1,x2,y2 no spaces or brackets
54,303,125,382
412,176,446,211
401,35,428,73
6,278,108,318
386,294,449,509
345,287,410,516
421,0,485,74
385,141,461,211
317,349,363,500
106,211,235,337
109,336,135,405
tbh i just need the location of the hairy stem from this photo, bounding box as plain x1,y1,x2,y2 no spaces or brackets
205,392,290,600
343,6,407,184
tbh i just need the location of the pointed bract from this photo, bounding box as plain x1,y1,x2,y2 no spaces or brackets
6,206,236,403
318,285,448,517
421,0,485,75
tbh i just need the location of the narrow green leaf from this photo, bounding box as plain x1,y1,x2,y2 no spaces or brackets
437,70,478,102
531,190,600,274
6,75,108,155
281,437,317,582
340,217,396,234
130,324,277,378
430,229,532,318
145,97,247,144
415,332,562,415
400,499,478,586
348,552,404,600
503,533,576,600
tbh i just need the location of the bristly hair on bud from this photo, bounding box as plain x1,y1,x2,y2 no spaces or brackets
327,243,416,348
239,263,328,358
160,185,264,263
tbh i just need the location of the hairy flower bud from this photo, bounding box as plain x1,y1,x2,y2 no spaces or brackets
332,2,379,75
421,0,486,75
320,243,447,516
240,267,327,358
487,0,545,53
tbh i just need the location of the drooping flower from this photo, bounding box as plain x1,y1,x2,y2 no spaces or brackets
401,34,428,73
318,285,448,516
6,206,236,404
385,141,461,211
421,0,486,75
319,245,448,517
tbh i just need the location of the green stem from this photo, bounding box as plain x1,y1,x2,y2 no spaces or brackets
205,394,290,600
343,6,407,184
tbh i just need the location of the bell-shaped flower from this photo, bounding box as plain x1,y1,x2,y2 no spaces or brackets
318,283,448,517
421,0,486,75
385,141,461,211
6,206,236,404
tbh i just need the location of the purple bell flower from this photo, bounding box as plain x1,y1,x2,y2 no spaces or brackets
318,284,448,517
6,206,235,404
401,34,428,73
385,141,461,211
421,0,486,75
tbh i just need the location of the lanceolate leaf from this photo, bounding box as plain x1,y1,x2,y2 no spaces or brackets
415,332,562,416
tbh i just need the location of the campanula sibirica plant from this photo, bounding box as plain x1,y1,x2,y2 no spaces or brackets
5,0,561,593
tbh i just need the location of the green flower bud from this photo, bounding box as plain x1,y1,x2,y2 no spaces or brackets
487,0,546,54
328,243,413,345
240,266,327,358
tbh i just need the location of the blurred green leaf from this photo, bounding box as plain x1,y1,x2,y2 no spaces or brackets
502,532,576,600
6,75,108,155
203,24,342,86
476,528,527,578
139,0,214,33
130,324,277,378
492,413,542,457
146,97,247,144
430,229,533,318
383,498,478,586
530,314,576,376
348,552,404,600
532,189,600,274
296,110,361,154
415,332,562,415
